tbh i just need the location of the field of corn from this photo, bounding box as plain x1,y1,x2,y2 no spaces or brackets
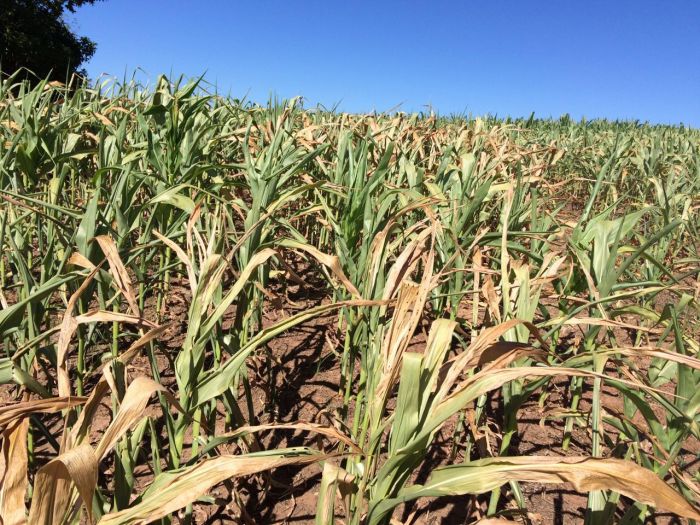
0,72,699,525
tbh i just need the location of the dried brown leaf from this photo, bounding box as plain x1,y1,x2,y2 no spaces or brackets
27,444,97,525
0,418,29,525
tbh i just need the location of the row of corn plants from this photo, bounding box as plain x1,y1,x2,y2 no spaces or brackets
0,71,699,524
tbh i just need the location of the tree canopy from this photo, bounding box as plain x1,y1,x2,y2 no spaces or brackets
1,0,102,81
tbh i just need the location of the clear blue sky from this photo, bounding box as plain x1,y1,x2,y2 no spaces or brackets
70,0,700,126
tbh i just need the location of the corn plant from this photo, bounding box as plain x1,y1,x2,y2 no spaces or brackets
0,71,699,525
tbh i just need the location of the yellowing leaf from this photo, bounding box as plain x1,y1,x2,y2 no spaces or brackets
99,451,326,525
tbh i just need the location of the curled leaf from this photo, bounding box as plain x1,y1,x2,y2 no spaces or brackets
98,451,326,525
27,444,97,525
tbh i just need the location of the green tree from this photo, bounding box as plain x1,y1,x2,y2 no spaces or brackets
1,0,102,81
